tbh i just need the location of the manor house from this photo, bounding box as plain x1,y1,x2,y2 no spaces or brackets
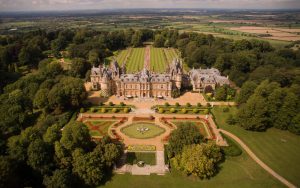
91,59,183,98
90,59,229,98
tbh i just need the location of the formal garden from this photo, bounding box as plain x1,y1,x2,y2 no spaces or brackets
83,120,117,138
121,122,166,139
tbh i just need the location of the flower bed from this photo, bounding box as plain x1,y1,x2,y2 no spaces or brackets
127,145,156,151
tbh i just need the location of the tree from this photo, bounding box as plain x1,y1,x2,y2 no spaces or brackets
43,124,61,144
131,31,143,47
172,143,222,178
237,95,269,131
88,49,100,65
33,88,49,110
43,169,73,188
167,122,202,157
289,114,300,135
103,143,121,167
154,34,165,47
236,81,257,105
7,127,40,162
27,139,53,174
60,122,91,151
274,92,299,130
215,86,227,101
72,148,105,186
69,58,90,78
0,156,18,188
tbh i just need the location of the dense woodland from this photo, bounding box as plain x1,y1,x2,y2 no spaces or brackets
0,28,299,187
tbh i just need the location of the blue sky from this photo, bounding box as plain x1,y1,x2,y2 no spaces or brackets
0,0,300,11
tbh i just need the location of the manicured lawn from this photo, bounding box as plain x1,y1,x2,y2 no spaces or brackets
116,49,129,66
121,122,165,139
150,47,167,73
212,106,300,186
126,48,145,73
102,151,282,188
126,152,156,165
172,121,209,138
164,48,179,63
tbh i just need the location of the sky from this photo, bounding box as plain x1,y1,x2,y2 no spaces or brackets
0,0,300,11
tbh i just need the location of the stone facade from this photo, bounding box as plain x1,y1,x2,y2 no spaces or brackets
189,67,229,92
91,59,230,97
91,59,183,98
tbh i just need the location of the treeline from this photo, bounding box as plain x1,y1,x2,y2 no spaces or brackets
0,59,123,187
234,80,300,134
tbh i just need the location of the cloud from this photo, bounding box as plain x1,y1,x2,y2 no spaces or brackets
0,0,299,11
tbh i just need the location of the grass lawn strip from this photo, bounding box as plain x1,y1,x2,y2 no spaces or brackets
121,122,166,139
126,152,156,166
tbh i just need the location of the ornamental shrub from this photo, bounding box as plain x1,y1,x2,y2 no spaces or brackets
101,108,106,113
123,108,130,113
90,107,95,113
158,108,164,113
108,102,114,106
80,108,85,113
186,103,191,107
203,109,209,114
193,108,199,114
165,102,170,107
181,108,187,114
197,103,202,107
170,108,176,113
120,102,125,106
112,108,118,113
175,102,180,107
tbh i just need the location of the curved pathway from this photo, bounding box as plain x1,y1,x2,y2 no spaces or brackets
220,129,296,188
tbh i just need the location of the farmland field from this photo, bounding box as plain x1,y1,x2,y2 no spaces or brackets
126,48,145,73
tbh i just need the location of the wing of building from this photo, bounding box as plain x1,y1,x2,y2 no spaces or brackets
189,67,230,92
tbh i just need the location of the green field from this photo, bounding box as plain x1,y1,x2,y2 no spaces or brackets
172,121,209,138
212,106,300,186
121,122,165,139
126,152,156,165
126,48,145,73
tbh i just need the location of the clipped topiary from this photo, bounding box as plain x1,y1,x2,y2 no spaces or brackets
170,108,176,113
181,108,187,114
101,108,106,113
